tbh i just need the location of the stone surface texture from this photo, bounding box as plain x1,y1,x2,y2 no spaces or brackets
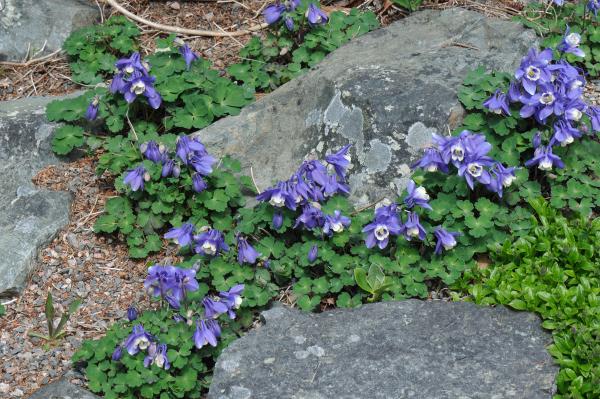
27,379,99,399
0,0,99,61
0,96,73,297
209,301,557,399
194,8,537,205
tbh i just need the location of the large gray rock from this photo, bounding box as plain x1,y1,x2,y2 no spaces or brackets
195,8,537,205
0,96,73,297
28,379,99,399
0,0,99,61
209,301,557,399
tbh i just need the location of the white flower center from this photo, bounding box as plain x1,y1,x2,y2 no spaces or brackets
331,222,344,233
202,241,217,255
407,227,419,237
443,237,457,250
135,337,149,350
132,81,146,95
526,66,540,81
426,164,438,172
155,354,165,368
468,163,483,177
562,136,574,146
414,186,430,201
269,193,285,207
125,66,135,74
451,144,464,161
540,92,555,105
566,33,581,47
539,159,553,170
374,225,389,241
568,109,582,121
234,296,243,308
343,154,351,162
503,175,515,187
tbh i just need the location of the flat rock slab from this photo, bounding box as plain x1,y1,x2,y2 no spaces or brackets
28,379,99,399
194,8,537,205
0,96,73,297
209,301,557,399
0,0,99,61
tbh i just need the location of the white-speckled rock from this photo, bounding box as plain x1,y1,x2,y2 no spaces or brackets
208,301,558,399
193,8,537,205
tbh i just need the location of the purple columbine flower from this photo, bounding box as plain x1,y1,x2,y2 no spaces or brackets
164,223,195,246
85,98,99,121
552,0,564,5
176,136,206,165
587,106,600,132
109,72,126,94
124,166,149,192
111,345,123,361
219,284,244,319
237,235,260,265
144,264,176,298
412,147,448,173
179,43,199,70
170,268,199,302
525,145,565,170
325,144,352,179
433,227,460,255
306,3,328,26
206,319,222,338
519,82,560,123
123,72,162,109
263,3,286,24
284,16,294,31
456,141,494,190
322,210,351,236
193,320,218,349
483,89,511,116
115,52,147,75
508,81,521,103
161,158,180,178
257,182,297,210
192,173,208,193
203,297,229,319
514,48,553,95
127,306,138,322
362,204,402,249
294,203,325,230
552,119,582,146
144,342,170,370
194,229,229,256
272,211,284,229
403,212,427,241
140,141,164,163
124,325,153,355
284,0,300,10
557,26,585,57
403,180,432,210
487,163,516,198
588,0,600,17
190,153,216,176
533,132,542,148
299,160,329,188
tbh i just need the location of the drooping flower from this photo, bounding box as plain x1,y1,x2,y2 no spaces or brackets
306,3,328,26
193,320,218,349
362,204,402,249
257,182,297,210
325,144,352,179
124,325,153,355
557,26,585,57
533,131,542,148
112,345,123,361
237,235,260,265
85,98,99,121
203,297,229,319
115,52,147,75
307,245,318,263
219,284,244,319
179,43,199,70
161,158,180,178
123,166,149,192
140,141,164,163
194,229,229,256
587,106,600,132
588,0,600,17
284,16,294,31
403,212,427,241
109,72,126,94
143,342,170,370
127,306,138,322
294,203,325,230
176,136,206,165
412,147,448,173
486,162,516,198
189,153,216,176
552,119,582,146
164,223,195,246
403,180,432,210
322,210,351,236
524,145,565,170
192,173,208,193
483,89,511,116
433,227,460,255
170,268,199,301
263,3,286,24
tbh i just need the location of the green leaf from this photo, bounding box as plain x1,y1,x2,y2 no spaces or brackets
52,125,85,155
